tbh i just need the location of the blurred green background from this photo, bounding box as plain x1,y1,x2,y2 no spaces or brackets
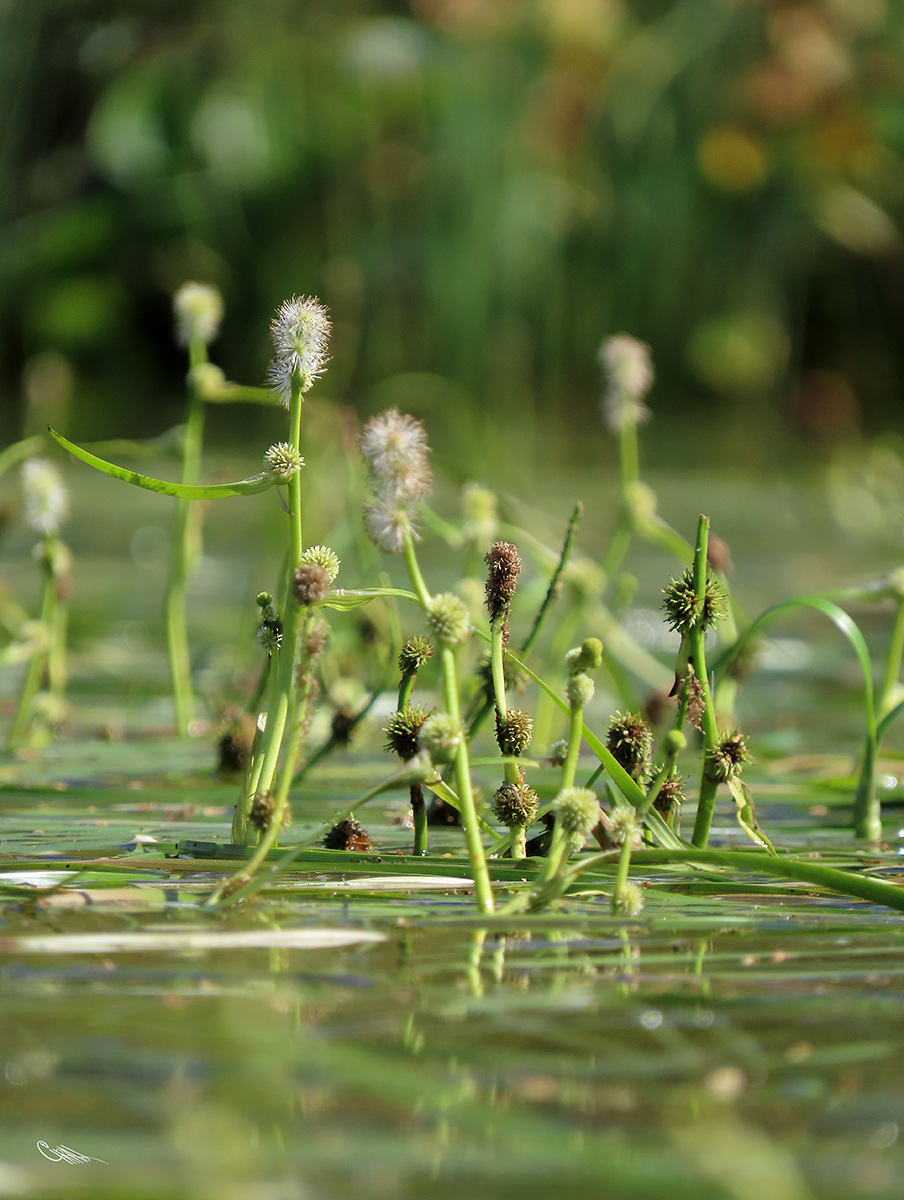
2,0,904,471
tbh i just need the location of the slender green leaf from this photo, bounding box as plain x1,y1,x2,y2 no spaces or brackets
321,588,419,610
50,429,277,499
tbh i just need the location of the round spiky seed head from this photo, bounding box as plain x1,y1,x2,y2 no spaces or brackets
554,787,600,838
606,806,642,848
384,704,429,761
612,882,645,918
398,635,433,675
548,738,569,767
323,816,373,852
565,672,595,707
662,566,728,636
606,711,654,783
484,541,522,623
664,729,687,757
265,441,305,481
419,712,463,763
493,782,539,829
256,621,282,653
565,637,604,675
709,731,751,783
599,334,653,433
426,593,471,647
653,775,685,819
268,295,331,404
300,544,340,583
495,708,533,757
174,281,223,347
292,562,331,607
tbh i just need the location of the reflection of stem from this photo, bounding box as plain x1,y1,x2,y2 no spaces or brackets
466,928,486,998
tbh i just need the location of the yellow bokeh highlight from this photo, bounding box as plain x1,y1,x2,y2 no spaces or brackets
697,126,768,192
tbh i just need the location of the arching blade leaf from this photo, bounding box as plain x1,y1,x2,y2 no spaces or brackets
321,588,419,611
50,429,276,499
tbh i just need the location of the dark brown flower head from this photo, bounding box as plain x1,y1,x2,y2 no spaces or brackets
709,731,751,783
495,708,533,757
653,774,685,819
484,541,522,623
398,635,433,676
662,567,728,636
331,705,357,746
216,706,256,776
493,782,539,829
249,791,291,834
323,816,373,852
292,562,330,607
385,704,429,761
606,711,654,782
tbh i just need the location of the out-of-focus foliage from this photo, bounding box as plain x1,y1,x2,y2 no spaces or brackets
1,0,903,460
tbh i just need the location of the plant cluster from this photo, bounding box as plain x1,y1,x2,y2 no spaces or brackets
3,291,904,919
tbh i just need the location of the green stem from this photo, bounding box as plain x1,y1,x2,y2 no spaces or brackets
689,516,721,849
878,593,904,719
615,837,632,892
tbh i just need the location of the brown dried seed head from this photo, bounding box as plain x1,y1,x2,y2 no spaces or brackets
484,541,522,623
292,562,331,607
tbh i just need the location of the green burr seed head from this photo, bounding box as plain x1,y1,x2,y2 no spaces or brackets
495,708,533,757
384,705,429,761
606,711,653,782
493,782,539,829
709,730,751,783
398,635,433,675
662,566,728,636
419,711,463,763
565,672,595,707
426,593,471,647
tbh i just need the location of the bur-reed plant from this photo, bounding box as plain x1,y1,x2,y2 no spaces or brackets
44,296,904,918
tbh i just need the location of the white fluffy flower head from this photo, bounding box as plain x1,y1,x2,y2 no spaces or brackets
174,282,224,347
22,458,68,535
599,334,654,432
264,442,305,481
360,408,431,502
268,295,331,405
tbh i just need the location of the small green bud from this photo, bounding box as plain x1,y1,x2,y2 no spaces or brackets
565,637,604,675
611,882,645,918
256,592,273,608
493,782,539,829
426,593,471,647
554,787,600,840
565,672,594,707
300,544,340,583
664,729,687,756
419,712,463,763
605,806,642,848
